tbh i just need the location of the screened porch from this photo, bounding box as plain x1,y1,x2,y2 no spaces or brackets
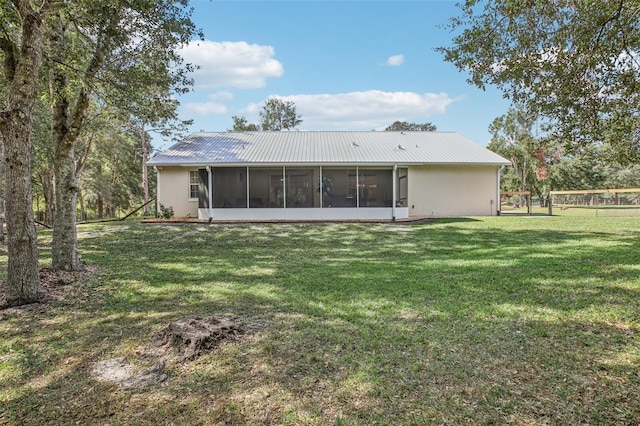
196,165,409,221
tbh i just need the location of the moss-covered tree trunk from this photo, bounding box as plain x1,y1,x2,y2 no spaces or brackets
52,135,80,270
0,138,5,242
0,1,51,306
50,18,82,271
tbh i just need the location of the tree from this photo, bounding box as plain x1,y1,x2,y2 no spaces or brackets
0,134,4,242
230,115,258,131
80,122,147,219
259,98,302,131
438,1,640,163
550,144,607,191
0,0,56,306
384,121,437,132
127,97,192,216
45,0,198,271
487,107,559,202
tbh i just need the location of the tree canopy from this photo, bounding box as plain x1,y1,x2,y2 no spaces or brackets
487,107,556,198
384,121,437,132
230,115,258,131
438,0,640,163
0,0,199,305
259,98,302,131
230,98,303,131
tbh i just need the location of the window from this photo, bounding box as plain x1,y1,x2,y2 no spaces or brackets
188,170,199,199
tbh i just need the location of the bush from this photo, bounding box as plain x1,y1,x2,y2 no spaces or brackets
159,204,174,219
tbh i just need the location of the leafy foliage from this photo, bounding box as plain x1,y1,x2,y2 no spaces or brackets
230,98,303,131
259,98,303,131
384,120,437,131
158,203,174,219
488,107,558,197
490,107,640,194
439,0,640,163
230,115,258,131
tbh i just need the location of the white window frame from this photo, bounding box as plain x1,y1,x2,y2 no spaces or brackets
188,170,199,200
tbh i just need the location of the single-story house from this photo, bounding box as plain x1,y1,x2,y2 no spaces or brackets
147,131,510,221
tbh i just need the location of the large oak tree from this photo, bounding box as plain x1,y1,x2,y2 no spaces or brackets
1,0,198,305
46,0,198,271
438,0,640,163
0,0,57,306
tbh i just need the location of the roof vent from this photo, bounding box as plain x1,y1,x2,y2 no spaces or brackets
352,141,359,147
397,144,405,150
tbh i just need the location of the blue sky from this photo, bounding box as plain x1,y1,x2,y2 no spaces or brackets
168,0,511,149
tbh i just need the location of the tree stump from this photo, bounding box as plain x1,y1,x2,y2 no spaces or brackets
154,316,245,361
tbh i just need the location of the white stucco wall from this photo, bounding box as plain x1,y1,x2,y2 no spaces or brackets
408,165,500,217
156,166,198,218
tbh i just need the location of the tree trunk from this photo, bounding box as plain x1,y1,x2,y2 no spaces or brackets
45,170,56,226
141,125,150,215
0,138,5,242
52,137,80,270
0,3,49,306
97,194,104,219
37,167,55,226
78,189,86,222
49,16,86,272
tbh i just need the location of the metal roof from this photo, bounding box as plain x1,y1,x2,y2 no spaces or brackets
147,131,510,166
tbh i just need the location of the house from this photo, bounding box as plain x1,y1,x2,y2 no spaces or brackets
147,131,510,221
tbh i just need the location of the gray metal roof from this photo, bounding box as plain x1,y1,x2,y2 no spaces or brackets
148,131,510,166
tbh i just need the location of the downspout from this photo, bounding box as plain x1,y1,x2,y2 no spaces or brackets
392,165,397,221
206,166,213,219
496,166,504,216
154,166,160,218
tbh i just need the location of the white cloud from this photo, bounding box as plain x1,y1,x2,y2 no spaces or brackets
183,101,228,116
180,40,284,89
386,54,405,66
208,91,234,101
241,90,456,130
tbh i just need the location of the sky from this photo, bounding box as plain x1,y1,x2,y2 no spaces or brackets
164,0,511,150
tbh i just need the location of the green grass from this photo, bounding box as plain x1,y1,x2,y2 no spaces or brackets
1,216,639,425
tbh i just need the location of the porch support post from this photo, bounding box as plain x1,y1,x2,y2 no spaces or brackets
392,165,397,221
206,166,213,216
356,166,360,208
319,166,323,208
246,167,250,208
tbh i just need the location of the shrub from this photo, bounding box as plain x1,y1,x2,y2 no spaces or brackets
159,203,174,219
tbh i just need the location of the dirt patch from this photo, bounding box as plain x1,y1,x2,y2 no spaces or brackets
91,357,167,390
91,316,246,390
0,266,95,313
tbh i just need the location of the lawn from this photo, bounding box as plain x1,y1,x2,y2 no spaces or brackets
1,216,639,425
